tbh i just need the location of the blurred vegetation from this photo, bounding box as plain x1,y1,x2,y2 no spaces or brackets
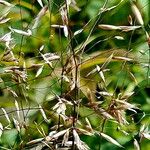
0,0,150,149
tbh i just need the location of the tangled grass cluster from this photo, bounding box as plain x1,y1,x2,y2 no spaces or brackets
0,0,150,149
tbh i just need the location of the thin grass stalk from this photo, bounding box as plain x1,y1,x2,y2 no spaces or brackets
64,1,79,149
80,0,109,55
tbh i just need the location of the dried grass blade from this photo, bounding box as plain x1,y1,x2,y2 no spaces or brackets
114,36,124,40
74,29,83,36
113,56,133,61
66,0,70,12
39,45,45,51
128,15,133,25
129,72,138,85
0,32,12,42
37,0,43,7
98,108,114,119
1,108,11,124
7,87,18,97
39,105,49,123
96,65,105,83
51,24,64,28
63,25,68,37
73,129,81,149
0,32,12,48
134,139,140,150
131,3,144,25
98,24,141,31
9,27,32,36
62,129,69,146
85,118,93,131
85,68,97,77
142,133,150,140
15,100,20,120
100,133,123,148
116,100,136,109
2,50,17,62
98,24,121,30
35,65,44,77
98,91,113,97
121,92,134,99
13,118,20,132
100,0,124,13
42,53,60,61
0,123,3,137
60,6,68,25
32,6,48,29
119,26,141,32
70,0,81,12
0,17,10,24
27,138,44,145
53,129,68,139
77,128,93,136
0,0,12,6
101,53,113,69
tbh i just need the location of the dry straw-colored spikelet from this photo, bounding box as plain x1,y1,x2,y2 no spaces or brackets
131,2,144,26
37,0,43,7
32,6,48,29
0,0,12,6
100,132,124,148
98,24,141,31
